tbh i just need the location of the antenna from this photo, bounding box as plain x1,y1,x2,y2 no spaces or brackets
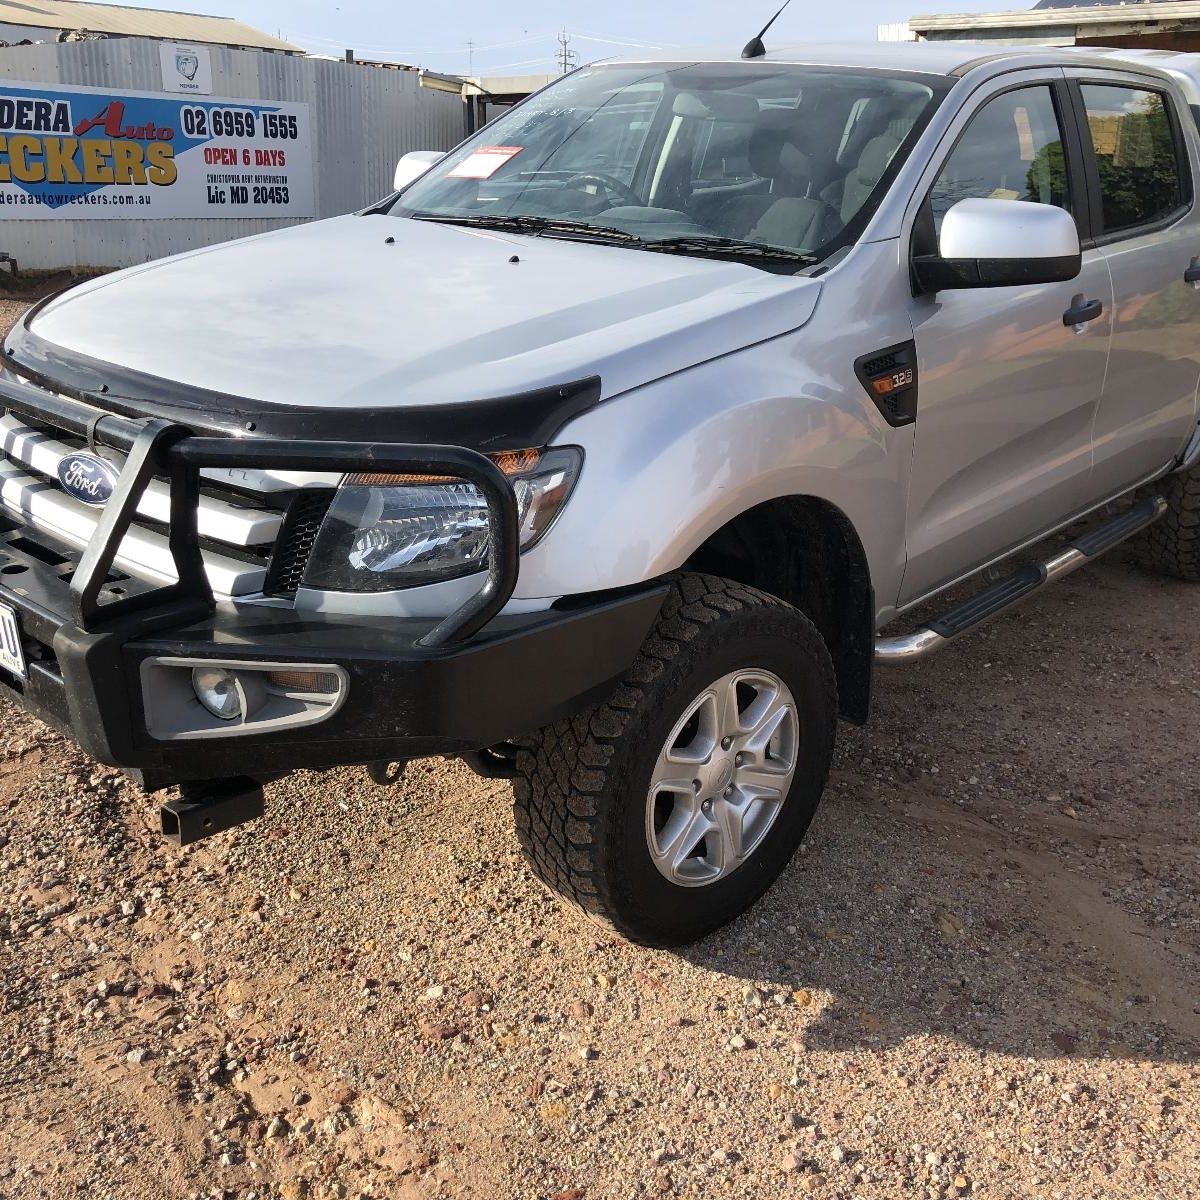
741,0,794,60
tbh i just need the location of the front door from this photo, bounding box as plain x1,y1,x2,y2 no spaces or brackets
900,74,1113,606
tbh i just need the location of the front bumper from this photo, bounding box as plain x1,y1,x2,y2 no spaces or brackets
0,371,665,790
0,565,665,789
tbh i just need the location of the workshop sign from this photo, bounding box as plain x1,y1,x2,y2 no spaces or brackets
0,79,315,219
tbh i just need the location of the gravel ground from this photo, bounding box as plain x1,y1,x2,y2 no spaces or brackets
0,294,1196,1200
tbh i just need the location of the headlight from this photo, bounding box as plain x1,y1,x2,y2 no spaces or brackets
303,446,582,592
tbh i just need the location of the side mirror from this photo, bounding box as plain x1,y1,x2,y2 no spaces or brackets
394,150,443,192
914,198,1081,293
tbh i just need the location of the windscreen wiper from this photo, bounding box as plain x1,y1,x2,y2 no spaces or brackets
409,212,642,244
408,214,817,263
638,236,818,265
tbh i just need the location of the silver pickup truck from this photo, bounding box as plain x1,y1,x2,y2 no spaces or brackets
0,40,1196,946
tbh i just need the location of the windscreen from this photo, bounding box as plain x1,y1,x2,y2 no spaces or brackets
393,63,940,263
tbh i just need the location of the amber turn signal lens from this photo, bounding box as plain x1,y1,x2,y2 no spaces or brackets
346,448,542,487
267,669,340,694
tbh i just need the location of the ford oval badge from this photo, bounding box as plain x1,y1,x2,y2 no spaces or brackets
57,452,119,507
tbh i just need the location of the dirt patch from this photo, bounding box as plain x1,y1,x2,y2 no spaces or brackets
0,295,1196,1199
0,269,105,301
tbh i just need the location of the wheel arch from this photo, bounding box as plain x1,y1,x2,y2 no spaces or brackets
681,494,874,724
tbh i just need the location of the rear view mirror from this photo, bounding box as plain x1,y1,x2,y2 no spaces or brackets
914,198,1081,292
394,150,443,192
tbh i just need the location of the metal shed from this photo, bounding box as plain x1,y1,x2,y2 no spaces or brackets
0,39,469,270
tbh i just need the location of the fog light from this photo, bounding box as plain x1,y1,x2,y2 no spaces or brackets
191,666,242,721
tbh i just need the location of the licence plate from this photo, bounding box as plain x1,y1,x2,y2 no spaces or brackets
0,602,26,680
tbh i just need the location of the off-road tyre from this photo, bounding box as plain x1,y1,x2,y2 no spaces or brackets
512,573,837,947
1134,465,1200,581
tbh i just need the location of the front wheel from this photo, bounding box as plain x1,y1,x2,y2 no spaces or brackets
512,574,837,947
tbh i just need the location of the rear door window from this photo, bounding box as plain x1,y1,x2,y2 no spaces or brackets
693,116,757,183
1079,84,1186,235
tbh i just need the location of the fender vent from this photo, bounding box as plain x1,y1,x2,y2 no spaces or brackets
855,340,918,428
263,488,336,597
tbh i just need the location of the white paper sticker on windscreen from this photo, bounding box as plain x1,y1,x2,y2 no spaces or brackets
447,146,524,180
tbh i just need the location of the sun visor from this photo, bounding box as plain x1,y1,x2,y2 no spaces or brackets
672,91,760,121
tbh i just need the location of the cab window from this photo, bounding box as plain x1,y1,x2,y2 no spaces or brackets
930,85,1071,231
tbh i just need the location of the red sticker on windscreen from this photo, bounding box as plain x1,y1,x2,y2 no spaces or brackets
447,146,524,179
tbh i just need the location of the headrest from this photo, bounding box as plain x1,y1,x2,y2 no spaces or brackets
838,94,927,167
672,91,760,121
853,134,900,188
748,109,812,189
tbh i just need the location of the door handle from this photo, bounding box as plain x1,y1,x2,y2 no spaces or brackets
1062,296,1103,327
1186,257,1200,285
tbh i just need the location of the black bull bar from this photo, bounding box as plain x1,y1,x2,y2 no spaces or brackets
0,373,522,647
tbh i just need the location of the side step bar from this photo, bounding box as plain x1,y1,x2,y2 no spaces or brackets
876,496,1168,665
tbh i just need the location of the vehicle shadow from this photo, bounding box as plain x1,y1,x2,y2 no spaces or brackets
676,550,1200,1064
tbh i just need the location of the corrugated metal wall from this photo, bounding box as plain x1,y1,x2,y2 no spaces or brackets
0,40,469,269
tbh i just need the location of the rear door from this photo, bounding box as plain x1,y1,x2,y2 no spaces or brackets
1064,68,1200,496
899,71,1113,605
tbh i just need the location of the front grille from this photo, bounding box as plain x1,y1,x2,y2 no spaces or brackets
263,488,336,597
0,406,325,601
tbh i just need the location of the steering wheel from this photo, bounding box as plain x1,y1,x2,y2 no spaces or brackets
563,172,642,208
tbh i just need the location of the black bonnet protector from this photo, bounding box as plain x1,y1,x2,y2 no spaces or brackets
2,293,601,453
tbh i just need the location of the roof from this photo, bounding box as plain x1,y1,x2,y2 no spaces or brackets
610,40,1010,75
606,39,1200,82
1079,44,1200,100
912,1,1200,34
0,0,303,52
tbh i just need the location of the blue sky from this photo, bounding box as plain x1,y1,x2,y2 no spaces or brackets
125,0,1017,76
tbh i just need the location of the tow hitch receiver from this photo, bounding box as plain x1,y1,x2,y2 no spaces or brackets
160,776,266,846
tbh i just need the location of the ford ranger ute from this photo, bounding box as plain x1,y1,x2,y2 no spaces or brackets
0,40,1197,946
